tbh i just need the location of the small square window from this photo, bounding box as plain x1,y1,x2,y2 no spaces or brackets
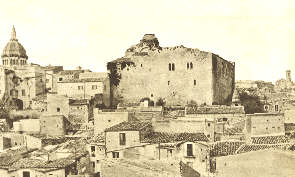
57,108,60,112
112,152,119,158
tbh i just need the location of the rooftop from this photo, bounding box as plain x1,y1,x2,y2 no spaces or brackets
186,106,245,114
59,78,105,83
141,132,209,143
105,121,152,132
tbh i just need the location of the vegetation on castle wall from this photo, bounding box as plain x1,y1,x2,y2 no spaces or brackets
107,61,135,87
156,98,165,107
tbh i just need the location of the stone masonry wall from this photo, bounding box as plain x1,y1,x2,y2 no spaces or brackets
109,35,235,107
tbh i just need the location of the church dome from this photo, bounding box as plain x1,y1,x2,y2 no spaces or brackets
1,26,28,59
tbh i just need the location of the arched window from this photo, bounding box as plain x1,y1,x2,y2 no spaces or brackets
10,59,12,65
190,62,193,69
172,63,175,71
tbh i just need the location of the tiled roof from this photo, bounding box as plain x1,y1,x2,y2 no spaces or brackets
186,106,245,114
105,121,152,132
224,127,243,135
209,141,246,157
59,78,105,83
0,147,35,167
117,102,141,108
235,143,293,154
109,57,133,63
58,70,84,75
69,99,88,105
251,135,289,144
163,110,186,118
141,132,209,143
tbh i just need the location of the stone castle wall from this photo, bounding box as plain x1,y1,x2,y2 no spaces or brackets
109,35,235,107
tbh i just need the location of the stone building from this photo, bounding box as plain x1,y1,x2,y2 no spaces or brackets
107,34,235,107
0,26,49,109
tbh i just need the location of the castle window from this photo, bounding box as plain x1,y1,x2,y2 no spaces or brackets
57,108,60,112
22,90,25,96
59,78,63,81
151,94,153,97
187,63,189,69
275,105,279,111
208,123,210,127
190,62,193,69
264,105,269,111
235,103,238,106
169,63,171,71
127,68,129,71
168,81,170,85
15,90,18,97
92,85,97,90
194,79,196,85
172,63,175,71
104,85,106,92
141,64,142,67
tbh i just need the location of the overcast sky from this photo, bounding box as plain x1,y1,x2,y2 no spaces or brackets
0,0,294,83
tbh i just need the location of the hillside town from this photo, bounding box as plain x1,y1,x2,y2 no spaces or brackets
0,27,294,177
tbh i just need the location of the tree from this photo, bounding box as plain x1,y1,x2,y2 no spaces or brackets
239,92,264,114
156,98,165,107
0,108,12,128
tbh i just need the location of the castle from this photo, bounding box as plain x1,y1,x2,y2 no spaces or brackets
108,34,235,107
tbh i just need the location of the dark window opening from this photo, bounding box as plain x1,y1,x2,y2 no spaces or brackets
59,78,63,81
172,63,175,71
169,63,171,71
91,146,95,157
190,62,193,69
208,123,210,127
57,108,60,112
275,105,279,111
23,171,30,177
187,63,189,69
223,118,227,121
112,152,119,158
194,79,196,85
187,144,193,156
168,81,170,85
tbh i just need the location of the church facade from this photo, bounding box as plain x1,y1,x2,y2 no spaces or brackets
0,26,46,109
108,34,235,107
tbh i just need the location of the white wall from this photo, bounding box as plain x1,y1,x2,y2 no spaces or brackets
93,109,129,135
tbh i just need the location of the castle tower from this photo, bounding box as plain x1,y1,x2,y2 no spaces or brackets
286,70,291,83
1,26,28,66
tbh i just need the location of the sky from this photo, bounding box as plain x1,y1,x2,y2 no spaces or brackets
0,0,294,83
